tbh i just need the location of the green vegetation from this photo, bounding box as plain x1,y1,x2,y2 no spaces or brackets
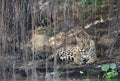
80,0,106,10
58,0,106,10
101,63,118,79
80,70,93,79
57,69,62,80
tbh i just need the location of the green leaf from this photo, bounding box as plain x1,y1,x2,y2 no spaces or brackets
59,0,65,4
105,79,113,81
111,70,118,77
80,0,90,8
86,70,93,75
101,64,109,71
114,71,118,77
57,69,62,77
106,72,113,79
110,63,116,69
105,70,118,79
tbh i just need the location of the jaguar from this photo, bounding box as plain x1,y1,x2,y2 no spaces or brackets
50,33,97,65
75,34,97,64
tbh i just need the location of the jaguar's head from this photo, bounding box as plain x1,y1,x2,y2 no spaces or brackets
75,35,96,64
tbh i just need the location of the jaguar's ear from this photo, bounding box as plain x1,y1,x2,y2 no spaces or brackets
90,40,95,46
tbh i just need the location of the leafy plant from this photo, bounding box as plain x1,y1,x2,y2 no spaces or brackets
80,70,93,79
79,0,106,10
101,63,118,79
105,79,118,81
57,69,62,80
58,0,65,3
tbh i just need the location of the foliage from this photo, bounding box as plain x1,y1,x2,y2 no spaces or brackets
79,0,106,10
101,63,118,79
58,0,106,10
57,69,62,79
58,0,106,9
105,79,118,81
80,70,93,79
57,0,106,19
58,0,65,4
58,0,74,7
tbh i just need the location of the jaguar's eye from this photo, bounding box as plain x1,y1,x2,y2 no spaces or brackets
79,49,82,52
82,49,85,52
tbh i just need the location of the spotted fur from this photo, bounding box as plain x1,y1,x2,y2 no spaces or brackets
51,34,97,64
